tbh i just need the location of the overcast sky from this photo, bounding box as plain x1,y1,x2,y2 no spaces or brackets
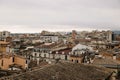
0,0,120,33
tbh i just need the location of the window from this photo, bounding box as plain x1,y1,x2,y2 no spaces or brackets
44,54,46,58
53,54,55,59
76,60,79,63
1,60,3,66
72,59,73,62
39,54,41,57
35,53,37,57
26,60,27,64
13,57,15,62
3,32,5,35
65,55,67,60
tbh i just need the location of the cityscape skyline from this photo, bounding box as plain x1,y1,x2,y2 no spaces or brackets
0,0,120,79
0,25,113,33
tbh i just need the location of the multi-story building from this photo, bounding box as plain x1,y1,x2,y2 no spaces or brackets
0,54,28,70
106,31,113,43
0,41,10,53
0,31,11,41
72,30,77,40
70,44,95,63
40,35,59,43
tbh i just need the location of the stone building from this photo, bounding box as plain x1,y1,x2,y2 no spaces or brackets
0,53,28,70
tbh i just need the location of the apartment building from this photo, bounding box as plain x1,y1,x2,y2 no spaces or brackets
0,41,10,53
0,54,28,70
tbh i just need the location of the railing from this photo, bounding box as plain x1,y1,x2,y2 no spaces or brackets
70,55,81,57
96,64,120,69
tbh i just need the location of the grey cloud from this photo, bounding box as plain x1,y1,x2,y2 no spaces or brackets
1,0,120,9
0,0,120,32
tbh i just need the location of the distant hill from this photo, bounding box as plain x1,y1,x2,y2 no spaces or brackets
11,63,112,80
113,31,120,34
40,30,62,36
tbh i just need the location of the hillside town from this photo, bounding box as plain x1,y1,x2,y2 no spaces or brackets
0,30,120,80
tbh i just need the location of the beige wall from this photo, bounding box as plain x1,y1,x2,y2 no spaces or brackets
0,55,27,70
14,56,27,69
70,57,83,63
0,44,7,53
0,57,13,70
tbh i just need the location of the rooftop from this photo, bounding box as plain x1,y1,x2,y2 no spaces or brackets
0,41,9,45
10,63,113,80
